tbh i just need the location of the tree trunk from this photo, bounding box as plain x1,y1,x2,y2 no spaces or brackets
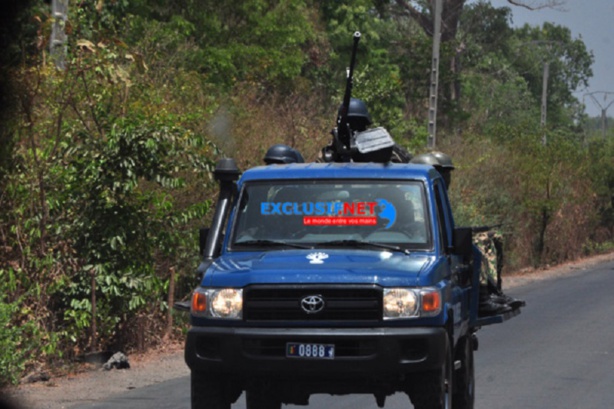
90,269,97,352
164,267,176,340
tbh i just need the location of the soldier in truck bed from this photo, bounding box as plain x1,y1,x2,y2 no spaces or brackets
319,98,413,164
263,144,305,165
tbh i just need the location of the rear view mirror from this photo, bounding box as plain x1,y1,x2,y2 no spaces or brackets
453,227,473,258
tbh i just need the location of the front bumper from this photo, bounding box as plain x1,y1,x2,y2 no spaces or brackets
185,325,447,380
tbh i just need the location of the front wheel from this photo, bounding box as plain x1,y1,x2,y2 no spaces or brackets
453,335,475,409
409,338,453,409
191,371,231,409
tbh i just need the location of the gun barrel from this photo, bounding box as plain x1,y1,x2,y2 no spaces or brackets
326,31,362,163
471,224,503,234
343,31,361,104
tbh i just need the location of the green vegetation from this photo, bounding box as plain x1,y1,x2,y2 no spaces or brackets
1,0,612,386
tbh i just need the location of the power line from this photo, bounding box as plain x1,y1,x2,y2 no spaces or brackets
584,91,614,139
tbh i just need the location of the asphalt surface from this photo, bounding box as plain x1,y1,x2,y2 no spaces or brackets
75,258,614,409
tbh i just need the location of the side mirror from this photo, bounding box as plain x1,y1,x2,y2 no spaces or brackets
453,227,473,258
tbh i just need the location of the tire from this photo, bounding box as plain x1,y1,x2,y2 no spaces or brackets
245,389,282,409
453,335,475,409
410,338,453,409
191,371,231,409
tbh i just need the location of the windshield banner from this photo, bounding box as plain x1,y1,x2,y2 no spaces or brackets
261,199,396,228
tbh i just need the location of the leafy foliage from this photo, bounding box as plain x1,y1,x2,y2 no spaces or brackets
0,1,216,384
0,295,40,387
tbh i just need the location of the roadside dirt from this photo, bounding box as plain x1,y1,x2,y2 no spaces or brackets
502,251,614,289
3,343,189,409
3,251,614,409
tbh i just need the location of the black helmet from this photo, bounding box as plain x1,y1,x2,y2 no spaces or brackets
263,144,305,164
410,153,441,167
432,151,455,170
338,98,372,129
411,152,453,188
348,98,372,124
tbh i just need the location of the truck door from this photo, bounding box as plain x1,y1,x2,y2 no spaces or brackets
433,180,454,252
433,180,466,340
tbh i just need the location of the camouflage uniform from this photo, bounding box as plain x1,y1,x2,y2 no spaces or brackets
473,231,503,292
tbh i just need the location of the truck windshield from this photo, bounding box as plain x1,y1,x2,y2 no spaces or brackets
230,180,431,251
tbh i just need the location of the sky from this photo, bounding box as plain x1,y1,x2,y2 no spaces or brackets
488,0,614,117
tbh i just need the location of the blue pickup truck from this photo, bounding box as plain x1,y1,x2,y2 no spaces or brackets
184,158,520,409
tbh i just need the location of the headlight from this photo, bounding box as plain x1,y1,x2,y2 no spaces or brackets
383,289,418,319
383,287,441,319
210,289,243,319
191,287,243,319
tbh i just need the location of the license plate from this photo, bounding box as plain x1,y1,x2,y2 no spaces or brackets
286,342,335,360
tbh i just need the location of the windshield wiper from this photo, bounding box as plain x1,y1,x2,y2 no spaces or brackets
317,239,410,255
233,239,312,249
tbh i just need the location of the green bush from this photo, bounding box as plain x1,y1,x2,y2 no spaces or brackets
0,294,40,386
443,127,609,271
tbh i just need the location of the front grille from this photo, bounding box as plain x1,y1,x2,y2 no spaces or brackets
243,285,382,321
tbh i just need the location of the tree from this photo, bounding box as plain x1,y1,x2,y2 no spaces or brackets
122,0,318,92
456,3,592,132
393,0,565,42
386,0,569,130
318,0,411,136
511,22,593,128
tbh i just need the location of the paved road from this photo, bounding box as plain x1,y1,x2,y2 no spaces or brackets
76,259,614,409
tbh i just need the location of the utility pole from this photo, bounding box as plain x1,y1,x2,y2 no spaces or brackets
50,0,69,70
540,61,550,145
530,40,562,145
427,0,443,149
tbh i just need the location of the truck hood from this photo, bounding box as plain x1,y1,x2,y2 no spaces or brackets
201,249,435,288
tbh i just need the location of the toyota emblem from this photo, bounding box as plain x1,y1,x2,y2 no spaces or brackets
300,295,325,314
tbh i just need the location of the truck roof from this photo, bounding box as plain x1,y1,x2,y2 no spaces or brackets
240,162,441,183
